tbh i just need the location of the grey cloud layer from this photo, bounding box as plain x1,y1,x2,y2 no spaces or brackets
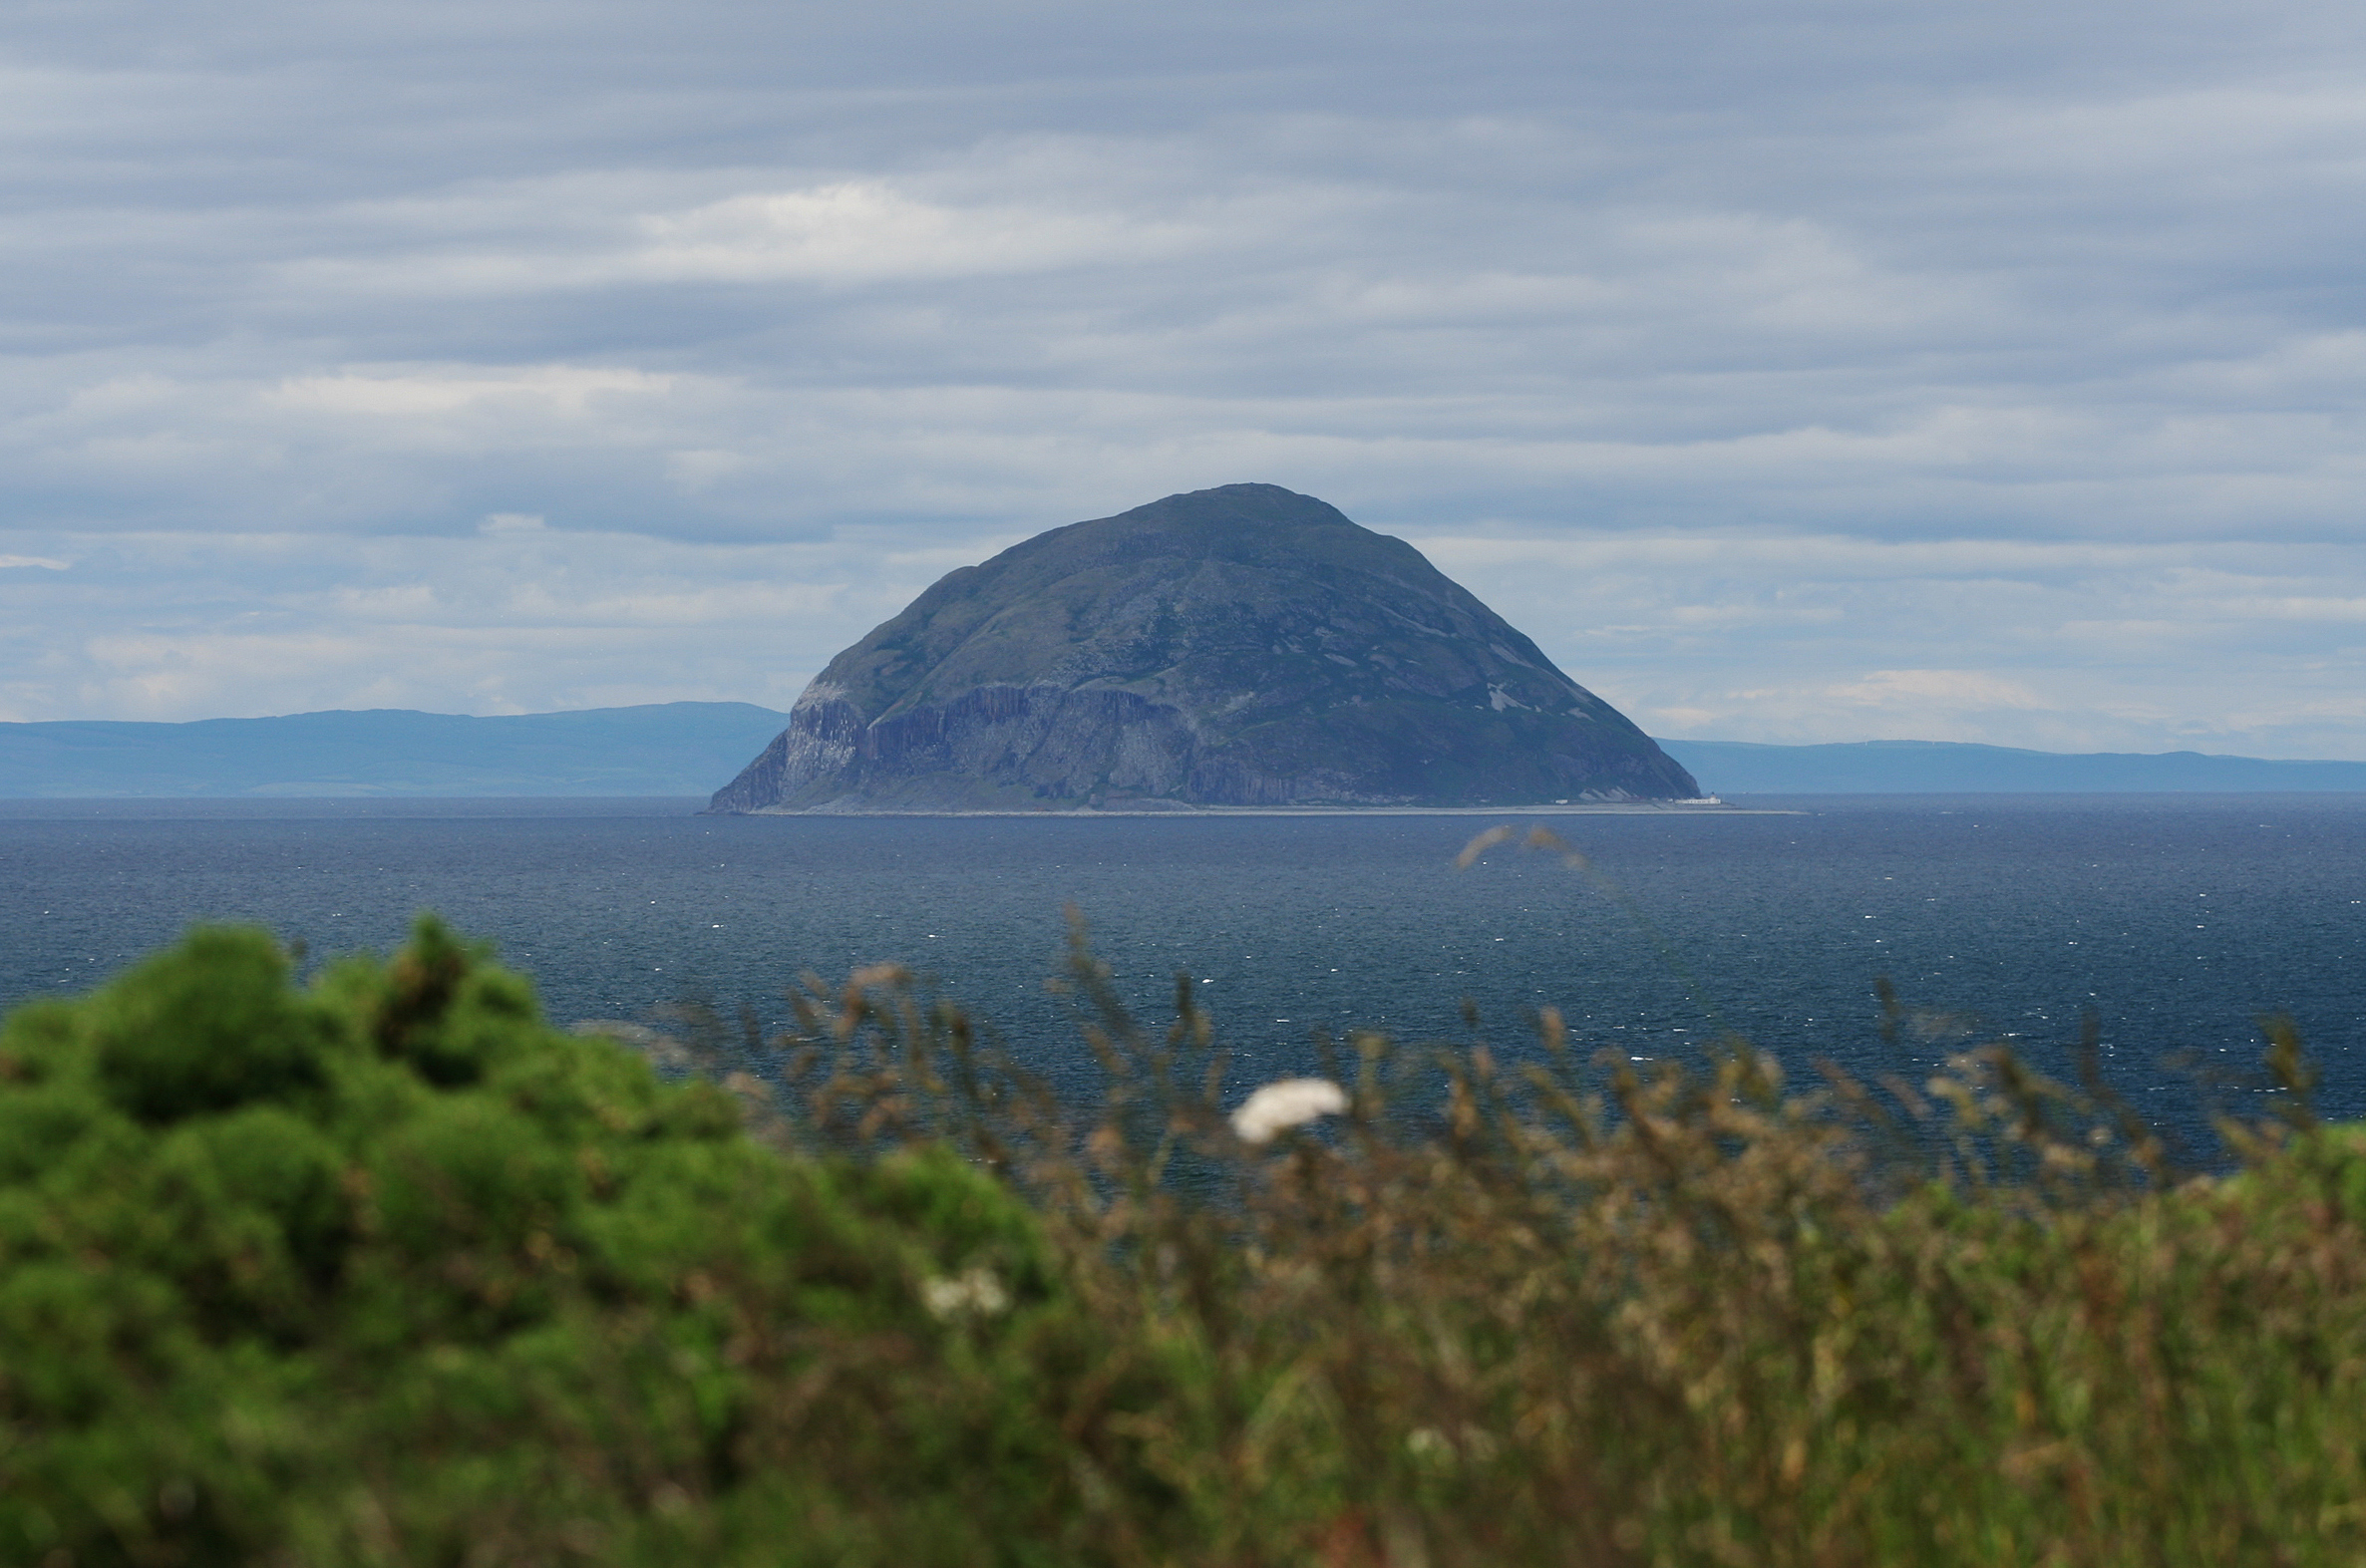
4,0,2363,753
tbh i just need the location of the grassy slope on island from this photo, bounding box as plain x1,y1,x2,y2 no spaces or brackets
4,918,2366,1565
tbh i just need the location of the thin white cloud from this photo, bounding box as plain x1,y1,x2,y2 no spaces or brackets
1829,670,2052,713
266,367,673,418
633,181,1207,284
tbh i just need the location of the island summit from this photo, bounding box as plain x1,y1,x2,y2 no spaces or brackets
709,484,1700,812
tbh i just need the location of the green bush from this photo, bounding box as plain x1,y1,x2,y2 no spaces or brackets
0,920,1161,1568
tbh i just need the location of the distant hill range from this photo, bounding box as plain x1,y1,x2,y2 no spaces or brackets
1655,739,2366,794
0,706,2360,799
0,704,794,797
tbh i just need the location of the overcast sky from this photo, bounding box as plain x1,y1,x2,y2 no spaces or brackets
5,0,2365,755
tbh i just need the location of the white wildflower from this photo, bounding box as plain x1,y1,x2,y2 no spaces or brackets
1406,1425,1499,1462
1229,1078,1348,1144
920,1266,1011,1321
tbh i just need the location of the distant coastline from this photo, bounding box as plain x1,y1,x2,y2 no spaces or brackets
1655,737,2366,794
0,704,2360,798
740,799,1786,817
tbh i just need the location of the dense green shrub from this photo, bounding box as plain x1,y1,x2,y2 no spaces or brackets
7,905,2366,1567
0,921,1169,1568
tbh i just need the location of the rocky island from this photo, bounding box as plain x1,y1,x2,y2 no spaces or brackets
709,484,1700,812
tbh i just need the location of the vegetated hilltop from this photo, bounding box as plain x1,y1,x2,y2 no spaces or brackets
7,915,2366,1567
711,483,1699,811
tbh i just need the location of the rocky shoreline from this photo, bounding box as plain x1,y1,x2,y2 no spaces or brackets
739,798,1792,816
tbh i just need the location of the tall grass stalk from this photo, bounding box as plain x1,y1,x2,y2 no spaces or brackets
723,899,2363,1568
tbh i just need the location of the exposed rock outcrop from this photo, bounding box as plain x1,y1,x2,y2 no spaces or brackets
710,484,1699,811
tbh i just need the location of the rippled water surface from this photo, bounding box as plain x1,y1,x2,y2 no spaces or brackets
6,794,2363,1130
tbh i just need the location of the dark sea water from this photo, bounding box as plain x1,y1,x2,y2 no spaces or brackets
5,795,2363,1139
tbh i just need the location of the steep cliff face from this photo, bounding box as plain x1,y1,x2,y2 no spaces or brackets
710,484,1699,811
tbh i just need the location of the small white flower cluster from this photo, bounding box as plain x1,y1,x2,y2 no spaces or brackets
919,1266,1011,1321
1406,1425,1500,1462
1229,1078,1348,1145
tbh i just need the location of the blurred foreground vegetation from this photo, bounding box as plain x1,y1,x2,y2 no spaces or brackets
3,905,2363,1567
